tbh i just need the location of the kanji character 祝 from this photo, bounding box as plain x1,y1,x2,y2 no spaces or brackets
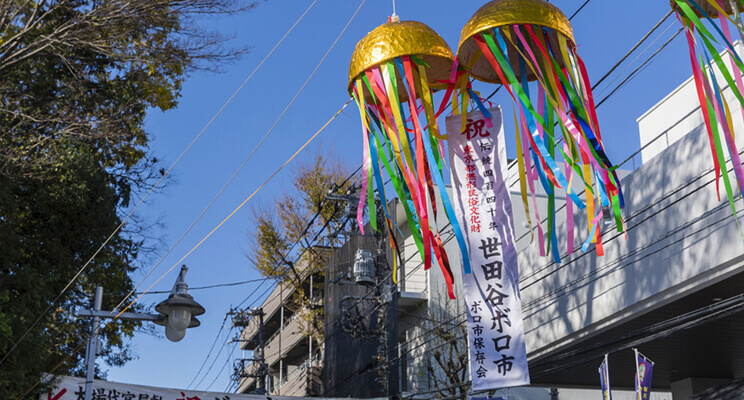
463,118,487,140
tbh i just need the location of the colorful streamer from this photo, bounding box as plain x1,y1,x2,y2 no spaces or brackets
456,1,626,259
348,20,471,298
674,0,744,234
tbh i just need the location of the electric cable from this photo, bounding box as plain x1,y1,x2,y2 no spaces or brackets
193,326,236,390
107,0,368,321
519,144,744,301
592,10,675,89
0,0,323,370
323,5,697,398
595,28,684,109
14,101,349,400
186,315,229,389
188,279,272,390
204,340,239,391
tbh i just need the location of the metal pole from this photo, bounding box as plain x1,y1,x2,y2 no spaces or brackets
84,286,103,400
258,310,266,395
309,274,313,364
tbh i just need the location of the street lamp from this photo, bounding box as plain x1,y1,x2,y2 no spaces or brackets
77,265,205,400
153,266,205,342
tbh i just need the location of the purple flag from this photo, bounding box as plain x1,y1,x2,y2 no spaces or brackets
599,355,612,400
635,350,654,400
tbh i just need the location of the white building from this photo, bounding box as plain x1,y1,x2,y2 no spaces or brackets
394,44,744,400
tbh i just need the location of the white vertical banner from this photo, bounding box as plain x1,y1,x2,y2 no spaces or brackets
446,106,530,390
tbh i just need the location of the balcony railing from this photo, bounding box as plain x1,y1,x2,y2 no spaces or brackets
264,314,306,367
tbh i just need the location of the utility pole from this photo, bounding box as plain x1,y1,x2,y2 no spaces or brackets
230,307,268,394
83,286,103,400
78,267,204,400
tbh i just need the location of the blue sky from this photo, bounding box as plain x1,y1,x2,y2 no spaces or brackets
103,0,693,393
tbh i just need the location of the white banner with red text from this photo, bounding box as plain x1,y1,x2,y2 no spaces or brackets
446,106,530,391
40,375,379,400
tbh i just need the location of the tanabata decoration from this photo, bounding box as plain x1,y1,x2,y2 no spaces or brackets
348,17,469,298
672,0,744,229
455,0,625,261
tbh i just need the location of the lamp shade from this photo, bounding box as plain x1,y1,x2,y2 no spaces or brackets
458,0,573,84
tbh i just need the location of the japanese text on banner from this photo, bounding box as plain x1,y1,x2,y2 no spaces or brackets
446,107,529,391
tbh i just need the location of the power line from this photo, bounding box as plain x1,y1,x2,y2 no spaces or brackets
519,142,744,298
13,102,349,400
205,341,240,391
186,315,229,389
0,0,323,371
568,0,593,20
186,278,273,391
413,290,744,400
193,327,236,390
592,10,675,89
107,0,368,324
595,28,684,109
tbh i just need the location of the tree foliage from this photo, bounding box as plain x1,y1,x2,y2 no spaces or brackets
424,299,470,399
248,152,358,344
0,0,254,397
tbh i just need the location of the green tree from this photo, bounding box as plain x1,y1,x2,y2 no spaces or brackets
248,151,357,344
0,0,254,397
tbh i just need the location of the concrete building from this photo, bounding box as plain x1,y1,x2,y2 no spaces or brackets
393,44,744,400
242,42,744,399
237,250,327,396
515,43,744,399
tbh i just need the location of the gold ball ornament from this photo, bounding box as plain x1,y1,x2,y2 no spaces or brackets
348,20,454,102
457,0,574,84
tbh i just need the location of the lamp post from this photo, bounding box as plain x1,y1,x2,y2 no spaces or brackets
77,265,205,400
